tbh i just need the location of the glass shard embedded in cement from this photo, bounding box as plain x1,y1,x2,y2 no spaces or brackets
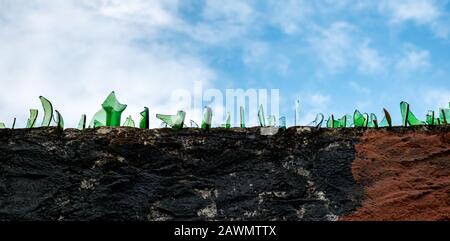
139,107,149,129
353,110,365,127
102,91,127,127
123,115,135,127
221,112,231,128
156,110,186,130
279,116,286,129
426,110,434,125
0,122,5,129
240,106,245,128
268,115,276,127
258,104,266,127
368,113,378,128
90,109,106,128
54,110,64,130
78,114,86,130
379,108,392,127
39,96,53,127
308,113,324,128
26,109,38,128
12,118,16,129
190,120,199,128
440,108,449,124
400,101,424,126
201,106,212,130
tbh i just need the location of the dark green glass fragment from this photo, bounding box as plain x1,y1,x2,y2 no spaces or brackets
123,115,135,127
279,116,286,129
102,91,127,127
240,106,245,128
338,115,347,128
54,110,64,130
258,104,266,127
156,110,185,130
327,115,334,128
78,114,86,130
26,109,39,128
221,112,231,128
201,107,212,130
139,107,149,129
379,108,392,127
440,108,450,124
190,120,199,128
426,110,434,125
308,113,324,128
39,96,53,127
400,101,425,126
368,113,378,128
12,118,16,129
353,110,365,127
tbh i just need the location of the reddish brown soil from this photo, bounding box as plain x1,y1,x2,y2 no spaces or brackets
343,128,450,221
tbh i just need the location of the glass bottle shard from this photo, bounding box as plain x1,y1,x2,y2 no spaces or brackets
368,113,378,128
221,112,231,128
123,115,135,127
39,96,53,127
190,120,199,128
258,104,266,127
54,110,64,130
379,108,392,127
308,113,324,128
102,91,127,127
159,122,168,128
156,110,185,130
327,115,334,128
440,108,450,124
201,106,213,130
363,113,369,127
0,122,5,129
89,109,106,128
268,115,276,127
295,99,301,126
353,110,365,127
400,101,424,126
279,116,286,129
78,114,86,130
426,110,434,125
345,114,353,127
338,115,347,128
139,107,149,129
240,106,245,128
12,118,16,129
26,109,39,128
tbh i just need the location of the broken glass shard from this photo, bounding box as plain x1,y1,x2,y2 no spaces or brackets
89,109,106,128
353,110,365,127
123,115,135,127
400,101,424,126
0,122,5,129
12,118,16,129
240,106,245,128
279,116,286,129
268,115,276,127
201,107,212,130
221,112,231,128
379,108,392,127
39,96,53,127
102,91,127,127
139,107,149,129
327,115,334,128
78,114,86,130
54,110,64,130
368,113,378,128
258,104,266,127
190,120,199,128
26,109,38,128
308,113,324,128
440,108,450,124
426,110,434,125
156,110,185,130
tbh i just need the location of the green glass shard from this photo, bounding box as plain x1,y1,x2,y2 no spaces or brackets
39,96,53,127
77,114,86,130
379,108,392,127
26,109,39,128
426,110,434,125
139,107,149,129
123,115,135,127
221,112,231,128
345,114,353,127
294,99,301,126
327,115,334,128
201,107,212,130
400,101,425,126
368,113,378,128
279,116,286,129
190,120,199,128
156,110,185,130
338,115,347,128
102,91,127,127
12,118,16,129
268,115,276,127
308,113,324,128
240,106,245,128
90,109,106,128
0,122,5,129
440,108,450,124
54,110,64,130
258,104,266,127
159,122,168,128
353,110,365,127
363,113,369,127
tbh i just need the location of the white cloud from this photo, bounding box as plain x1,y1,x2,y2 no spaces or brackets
380,0,441,24
357,41,386,73
268,0,313,34
396,45,431,72
0,0,215,128
349,81,371,95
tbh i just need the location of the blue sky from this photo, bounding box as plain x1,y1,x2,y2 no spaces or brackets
1,0,450,127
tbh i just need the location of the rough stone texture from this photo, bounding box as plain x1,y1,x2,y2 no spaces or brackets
0,127,364,221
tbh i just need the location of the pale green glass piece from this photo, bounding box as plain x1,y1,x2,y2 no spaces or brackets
123,115,135,127
279,116,286,129
426,110,434,125
308,113,324,128
353,110,365,127
221,112,231,128
379,108,392,127
54,110,64,130
139,107,149,129
201,106,212,130
268,115,276,127
26,109,39,128
368,113,378,128
294,99,301,126
258,104,266,127
345,114,353,127
159,122,168,128
326,115,334,128
0,122,5,129
440,108,450,124
89,109,106,128
102,91,127,127
363,113,369,127
190,120,199,128
240,106,245,128
39,96,53,127
156,110,185,130
78,114,86,130
338,115,347,128
400,101,425,126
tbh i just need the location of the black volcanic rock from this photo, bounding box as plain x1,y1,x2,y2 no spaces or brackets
0,126,365,221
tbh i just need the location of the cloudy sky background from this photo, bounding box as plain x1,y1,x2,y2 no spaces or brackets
0,0,449,127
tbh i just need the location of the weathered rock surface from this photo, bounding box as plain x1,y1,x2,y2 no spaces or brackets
0,126,448,221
